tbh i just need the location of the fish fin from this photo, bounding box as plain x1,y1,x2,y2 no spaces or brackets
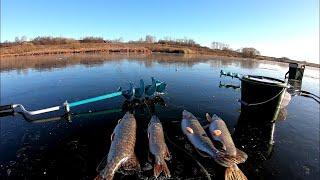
110,132,115,141
94,174,114,180
195,148,211,158
215,151,246,167
214,151,237,167
224,152,247,164
235,148,248,163
154,157,171,178
186,126,194,134
206,113,212,122
164,146,171,161
225,164,247,180
121,153,140,171
96,154,109,172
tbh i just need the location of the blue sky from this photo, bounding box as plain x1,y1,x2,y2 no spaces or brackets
1,0,319,63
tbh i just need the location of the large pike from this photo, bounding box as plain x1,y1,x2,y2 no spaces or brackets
181,110,246,180
148,115,171,178
95,112,139,180
206,113,248,180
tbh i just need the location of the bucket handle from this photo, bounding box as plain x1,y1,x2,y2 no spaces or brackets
239,88,286,106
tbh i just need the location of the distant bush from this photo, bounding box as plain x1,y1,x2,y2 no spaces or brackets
32,36,78,45
111,37,123,43
0,40,15,47
222,47,233,51
80,36,105,43
15,36,28,44
158,37,200,47
240,47,260,58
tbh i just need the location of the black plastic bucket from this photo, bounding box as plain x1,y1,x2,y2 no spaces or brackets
287,63,305,81
240,75,288,122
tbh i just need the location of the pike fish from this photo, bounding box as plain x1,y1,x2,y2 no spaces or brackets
206,113,248,180
181,110,238,167
95,112,140,180
147,115,171,178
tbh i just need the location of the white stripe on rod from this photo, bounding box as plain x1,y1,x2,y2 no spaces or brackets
29,106,61,115
13,104,61,116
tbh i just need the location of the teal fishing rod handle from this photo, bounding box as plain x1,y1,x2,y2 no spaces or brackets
0,104,14,113
68,91,123,108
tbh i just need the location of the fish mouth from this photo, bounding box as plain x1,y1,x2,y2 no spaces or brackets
151,115,160,123
124,111,134,118
182,110,192,119
212,139,226,151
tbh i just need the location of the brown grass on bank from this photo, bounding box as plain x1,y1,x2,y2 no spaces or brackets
0,43,152,57
1,36,318,68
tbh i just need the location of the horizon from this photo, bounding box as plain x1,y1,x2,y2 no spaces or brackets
1,0,319,63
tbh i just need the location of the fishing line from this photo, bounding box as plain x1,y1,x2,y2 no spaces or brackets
163,132,212,180
143,100,153,118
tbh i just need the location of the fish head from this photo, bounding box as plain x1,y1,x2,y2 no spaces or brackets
211,114,222,121
149,115,160,126
182,110,197,120
181,119,190,135
151,115,160,122
209,123,226,150
123,112,134,121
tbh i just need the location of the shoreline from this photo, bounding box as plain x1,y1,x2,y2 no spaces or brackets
1,42,319,68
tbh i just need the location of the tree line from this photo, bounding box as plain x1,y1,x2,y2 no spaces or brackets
3,35,200,46
2,35,261,57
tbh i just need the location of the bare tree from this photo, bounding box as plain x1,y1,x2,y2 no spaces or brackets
112,37,123,43
15,37,21,43
211,41,230,50
241,47,260,58
138,37,144,43
21,36,27,42
145,35,156,43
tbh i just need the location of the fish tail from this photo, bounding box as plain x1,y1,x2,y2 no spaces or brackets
235,148,248,163
154,156,171,178
94,175,102,180
215,150,247,167
96,161,118,180
225,164,247,180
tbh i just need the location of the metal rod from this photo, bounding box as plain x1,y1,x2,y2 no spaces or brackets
2,80,166,118
12,104,61,116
